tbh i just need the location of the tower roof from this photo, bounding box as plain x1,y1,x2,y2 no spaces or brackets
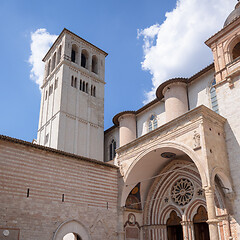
42,28,108,61
224,1,240,27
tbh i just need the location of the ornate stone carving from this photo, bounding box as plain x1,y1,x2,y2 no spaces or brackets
118,160,125,177
193,131,201,150
171,178,194,206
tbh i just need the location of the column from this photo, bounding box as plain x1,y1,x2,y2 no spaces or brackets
181,221,189,240
204,187,219,240
189,222,195,240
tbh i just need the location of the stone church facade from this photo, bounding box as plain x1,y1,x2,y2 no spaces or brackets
1,2,240,240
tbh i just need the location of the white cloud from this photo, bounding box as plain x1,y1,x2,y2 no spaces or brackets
138,0,236,103
29,29,58,88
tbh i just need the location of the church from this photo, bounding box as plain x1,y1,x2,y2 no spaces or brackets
1,2,240,240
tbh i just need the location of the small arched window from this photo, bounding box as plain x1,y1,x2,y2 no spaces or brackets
109,139,116,161
148,115,158,132
74,77,77,88
86,83,88,93
93,86,96,97
71,76,74,87
92,55,98,74
80,80,82,91
82,81,85,92
232,42,240,61
210,79,219,114
51,52,56,71
57,45,61,64
71,44,78,63
54,78,58,90
47,60,51,76
81,50,88,69
49,84,53,96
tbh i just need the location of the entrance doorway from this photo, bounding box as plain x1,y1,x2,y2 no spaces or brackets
166,211,183,240
193,206,210,240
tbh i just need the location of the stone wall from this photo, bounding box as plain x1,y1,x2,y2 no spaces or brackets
216,78,240,239
0,136,119,240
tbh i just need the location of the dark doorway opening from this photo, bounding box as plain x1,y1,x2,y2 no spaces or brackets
193,206,210,240
166,211,183,240
167,224,183,240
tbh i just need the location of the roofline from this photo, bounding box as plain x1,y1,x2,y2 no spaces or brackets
0,135,118,169
104,125,117,134
111,98,160,127
205,16,240,47
106,63,215,131
188,63,214,82
156,78,188,100
42,28,108,62
112,111,136,126
156,63,214,101
135,98,159,114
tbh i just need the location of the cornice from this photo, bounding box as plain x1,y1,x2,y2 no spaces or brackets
205,17,240,47
43,28,108,62
63,59,106,85
116,105,226,156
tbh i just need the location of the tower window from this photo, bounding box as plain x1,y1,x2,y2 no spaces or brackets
232,42,240,60
54,78,58,90
45,90,48,100
57,45,61,64
210,79,219,114
82,81,85,92
91,85,96,97
71,76,74,87
47,60,51,76
74,77,77,88
86,83,88,93
109,139,116,161
81,50,88,69
51,52,56,71
92,55,98,74
45,133,49,145
49,84,53,96
80,79,82,91
148,115,158,132
71,44,78,63
71,50,76,62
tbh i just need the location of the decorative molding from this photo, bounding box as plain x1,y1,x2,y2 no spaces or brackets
116,105,226,159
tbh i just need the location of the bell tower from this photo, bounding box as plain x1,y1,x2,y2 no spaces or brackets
205,1,240,86
37,28,107,161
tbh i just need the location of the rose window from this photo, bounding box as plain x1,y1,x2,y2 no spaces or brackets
171,178,194,206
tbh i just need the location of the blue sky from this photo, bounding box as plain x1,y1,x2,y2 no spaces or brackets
0,0,235,142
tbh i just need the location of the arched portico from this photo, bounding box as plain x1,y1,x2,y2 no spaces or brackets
121,141,208,207
53,220,91,240
119,143,233,240
116,105,233,240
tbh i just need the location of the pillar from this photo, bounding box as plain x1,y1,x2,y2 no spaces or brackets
118,113,136,147
162,82,188,122
204,187,219,240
